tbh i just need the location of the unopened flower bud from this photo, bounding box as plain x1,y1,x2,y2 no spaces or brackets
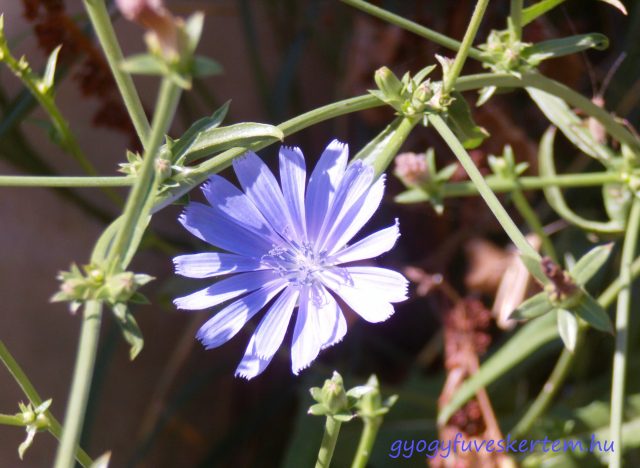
374,66,403,100
394,152,429,185
116,0,182,59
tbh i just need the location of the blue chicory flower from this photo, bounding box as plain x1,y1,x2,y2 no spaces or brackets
173,140,408,379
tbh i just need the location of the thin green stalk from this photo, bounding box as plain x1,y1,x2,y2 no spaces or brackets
0,414,24,426
53,302,103,468
511,326,585,436
351,419,381,468
609,197,640,468
340,0,483,60
1,53,99,178
0,340,93,466
440,172,621,197
316,417,342,468
510,0,524,40
0,176,133,187
82,0,151,144
108,79,181,271
510,189,558,261
53,79,180,468
443,0,490,94
430,114,539,259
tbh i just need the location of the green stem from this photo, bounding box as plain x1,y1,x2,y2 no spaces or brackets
340,0,484,60
443,0,490,94
440,172,621,197
609,197,640,468
0,414,24,427
350,419,381,468
108,79,181,271
511,325,585,436
430,114,539,259
1,54,99,178
510,189,558,261
0,176,133,187
52,302,102,468
510,0,524,40
82,0,151,144
316,417,342,468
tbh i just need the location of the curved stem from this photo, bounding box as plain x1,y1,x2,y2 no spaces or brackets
53,301,102,468
439,172,621,196
0,176,133,187
316,417,342,468
609,197,640,468
350,419,381,468
82,0,151,145
444,0,490,94
430,114,539,260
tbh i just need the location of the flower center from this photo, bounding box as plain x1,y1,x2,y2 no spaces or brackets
262,241,330,287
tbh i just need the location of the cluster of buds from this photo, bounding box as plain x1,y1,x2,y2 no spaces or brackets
479,29,534,76
17,399,52,459
370,63,452,123
308,371,397,422
487,145,529,180
51,263,153,313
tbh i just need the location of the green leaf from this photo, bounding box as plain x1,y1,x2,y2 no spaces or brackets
90,218,123,264
352,115,419,178
191,56,223,78
476,86,497,106
182,123,284,164
570,243,614,285
42,45,61,92
168,101,229,160
394,187,429,204
184,12,205,55
525,33,609,64
122,215,151,269
557,308,579,352
521,0,567,26
537,127,624,234
575,294,613,333
527,87,615,165
112,303,144,360
120,54,165,75
438,311,559,425
510,292,554,320
445,92,489,149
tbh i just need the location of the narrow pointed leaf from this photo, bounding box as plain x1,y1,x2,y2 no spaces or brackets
527,87,615,164
120,54,165,75
510,292,554,320
525,34,609,64
394,187,429,204
438,312,559,425
445,92,489,149
42,45,62,92
192,56,223,77
183,123,284,163
599,0,627,15
570,243,614,285
522,0,567,26
557,308,578,352
575,294,613,333
112,304,144,360
169,101,230,161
